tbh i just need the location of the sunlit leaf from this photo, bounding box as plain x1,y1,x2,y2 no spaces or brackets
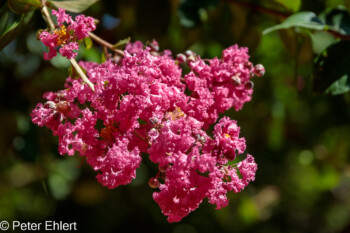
274,0,301,12
8,0,41,14
263,12,325,35
49,0,99,13
309,31,336,54
113,37,130,49
325,75,350,95
101,51,106,63
0,11,34,50
84,36,92,50
313,40,350,95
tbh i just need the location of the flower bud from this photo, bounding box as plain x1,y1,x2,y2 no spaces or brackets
224,150,236,161
148,177,160,188
45,101,57,109
149,117,158,125
231,75,241,86
185,50,196,57
159,165,168,173
176,54,186,64
56,101,71,115
148,39,159,52
254,64,265,77
244,81,254,90
244,61,253,70
148,128,159,140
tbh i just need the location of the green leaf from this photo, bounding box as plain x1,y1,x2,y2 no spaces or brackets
313,41,350,95
8,0,41,14
274,0,301,12
325,75,350,95
113,37,130,49
318,7,350,36
0,11,10,35
309,31,336,54
49,0,99,13
101,51,106,63
84,36,92,50
263,12,325,35
0,11,34,50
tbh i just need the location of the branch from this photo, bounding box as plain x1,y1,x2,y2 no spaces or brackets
326,29,350,41
70,59,95,92
41,1,55,30
89,32,125,57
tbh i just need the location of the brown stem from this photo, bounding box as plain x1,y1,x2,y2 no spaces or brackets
326,29,350,40
224,0,291,19
89,32,125,57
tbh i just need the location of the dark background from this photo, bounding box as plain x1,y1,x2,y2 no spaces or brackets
1,0,350,232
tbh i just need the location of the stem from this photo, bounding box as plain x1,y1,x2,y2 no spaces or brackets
40,0,95,92
326,29,350,40
70,59,95,92
89,32,125,57
41,1,55,31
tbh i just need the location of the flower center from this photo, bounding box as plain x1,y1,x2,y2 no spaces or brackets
54,25,70,46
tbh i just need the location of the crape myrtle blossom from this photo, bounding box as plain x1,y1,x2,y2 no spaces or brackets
39,8,96,60
32,39,263,222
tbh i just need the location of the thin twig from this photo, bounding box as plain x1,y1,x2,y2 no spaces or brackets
70,59,95,92
89,32,125,57
326,29,350,40
41,1,55,30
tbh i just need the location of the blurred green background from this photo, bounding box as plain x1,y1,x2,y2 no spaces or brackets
1,0,350,232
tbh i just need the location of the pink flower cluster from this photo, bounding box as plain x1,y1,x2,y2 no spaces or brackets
32,41,264,222
39,8,96,60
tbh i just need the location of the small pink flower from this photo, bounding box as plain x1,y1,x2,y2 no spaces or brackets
40,8,96,60
59,42,79,59
52,8,72,26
